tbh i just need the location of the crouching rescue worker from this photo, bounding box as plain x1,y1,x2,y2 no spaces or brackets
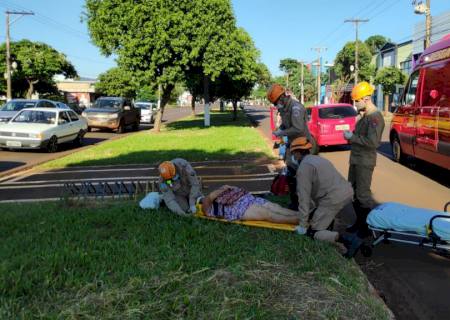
290,137,362,257
344,82,385,237
158,158,203,216
267,84,315,210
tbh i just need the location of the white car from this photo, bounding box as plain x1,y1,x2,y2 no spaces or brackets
135,102,157,123
0,108,88,152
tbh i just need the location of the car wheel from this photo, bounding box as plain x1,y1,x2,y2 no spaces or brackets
391,134,406,164
73,131,84,147
46,136,58,153
117,120,125,134
132,120,140,131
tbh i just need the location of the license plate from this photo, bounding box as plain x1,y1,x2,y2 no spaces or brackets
6,140,22,147
335,124,350,131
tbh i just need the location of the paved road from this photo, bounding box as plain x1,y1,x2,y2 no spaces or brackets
0,106,199,175
245,104,450,320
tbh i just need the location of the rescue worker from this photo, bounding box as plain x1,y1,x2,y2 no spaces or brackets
343,82,385,236
290,137,361,257
158,158,203,216
267,84,315,210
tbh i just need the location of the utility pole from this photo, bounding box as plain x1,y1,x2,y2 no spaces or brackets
298,60,304,104
425,0,431,48
311,47,326,104
5,10,34,100
345,18,369,86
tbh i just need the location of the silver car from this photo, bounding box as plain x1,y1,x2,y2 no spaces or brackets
135,102,157,123
0,99,68,124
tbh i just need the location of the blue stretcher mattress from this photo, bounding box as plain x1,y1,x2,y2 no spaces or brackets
367,202,450,241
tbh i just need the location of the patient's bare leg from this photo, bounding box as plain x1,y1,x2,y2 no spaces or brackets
242,202,299,224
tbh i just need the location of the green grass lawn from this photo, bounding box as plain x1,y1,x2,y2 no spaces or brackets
0,201,389,319
41,111,273,169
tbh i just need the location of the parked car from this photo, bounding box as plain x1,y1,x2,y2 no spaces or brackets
0,108,87,152
82,97,140,133
390,34,450,170
0,99,67,124
307,103,357,148
135,101,157,123
57,102,85,115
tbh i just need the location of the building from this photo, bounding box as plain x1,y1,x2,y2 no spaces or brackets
373,40,413,110
56,78,97,108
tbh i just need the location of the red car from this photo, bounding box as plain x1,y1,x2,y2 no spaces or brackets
307,103,357,148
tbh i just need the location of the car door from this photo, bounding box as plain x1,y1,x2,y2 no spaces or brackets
123,99,134,124
415,62,442,160
67,110,84,137
57,111,73,142
396,70,421,156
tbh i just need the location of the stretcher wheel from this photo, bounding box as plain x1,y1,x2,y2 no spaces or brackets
360,244,372,257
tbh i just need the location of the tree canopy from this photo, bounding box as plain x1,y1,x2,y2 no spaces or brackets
0,40,77,98
334,41,374,82
95,67,136,98
365,35,390,55
375,66,406,113
85,0,258,128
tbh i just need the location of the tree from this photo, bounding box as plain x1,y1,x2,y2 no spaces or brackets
85,0,244,130
95,67,136,98
365,35,389,55
334,41,374,82
0,40,77,98
374,66,406,114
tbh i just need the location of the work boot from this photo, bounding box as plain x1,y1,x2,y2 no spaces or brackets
340,233,363,258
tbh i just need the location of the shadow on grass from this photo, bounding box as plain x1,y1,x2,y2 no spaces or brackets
61,149,270,168
165,111,253,131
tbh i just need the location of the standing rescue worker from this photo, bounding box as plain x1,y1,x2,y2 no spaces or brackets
267,84,314,209
343,82,385,235
289,137,361,257
158,158,203,216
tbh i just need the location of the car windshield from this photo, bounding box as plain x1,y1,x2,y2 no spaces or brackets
0,101,37,112
135,103,152,110
319,106,357,119
12,110,56,124
94,99,122,109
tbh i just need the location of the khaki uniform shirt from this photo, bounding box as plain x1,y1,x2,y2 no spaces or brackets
159,158,202,215
296,155,354,228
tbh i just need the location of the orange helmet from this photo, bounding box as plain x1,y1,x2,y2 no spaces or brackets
267,84,285,104
351,81,374,101
158,161,176,180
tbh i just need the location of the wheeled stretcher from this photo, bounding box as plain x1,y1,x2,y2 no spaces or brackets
366,202,450,253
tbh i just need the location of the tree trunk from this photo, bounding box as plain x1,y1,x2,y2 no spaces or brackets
26,79,39,99
153,83,175,132
232,100,238,121
384,94,389,115
220,100,224,112
191,94,196,116
203,75,210,127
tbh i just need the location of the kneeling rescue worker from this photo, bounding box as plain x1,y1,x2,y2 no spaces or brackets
290,137,362,257
344,82,385,237
158,158,203,216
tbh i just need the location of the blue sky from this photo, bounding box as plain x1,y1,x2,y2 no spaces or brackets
0,0,449,78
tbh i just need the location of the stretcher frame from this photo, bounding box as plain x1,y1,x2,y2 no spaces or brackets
368,202,450,253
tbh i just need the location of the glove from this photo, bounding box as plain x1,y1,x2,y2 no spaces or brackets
272,129,283,137
295,225,307,235
343,130,353,140
189,205,197,214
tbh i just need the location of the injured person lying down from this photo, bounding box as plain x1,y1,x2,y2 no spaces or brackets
197,185,299,224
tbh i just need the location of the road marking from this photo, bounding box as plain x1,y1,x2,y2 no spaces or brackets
0,172,275,186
